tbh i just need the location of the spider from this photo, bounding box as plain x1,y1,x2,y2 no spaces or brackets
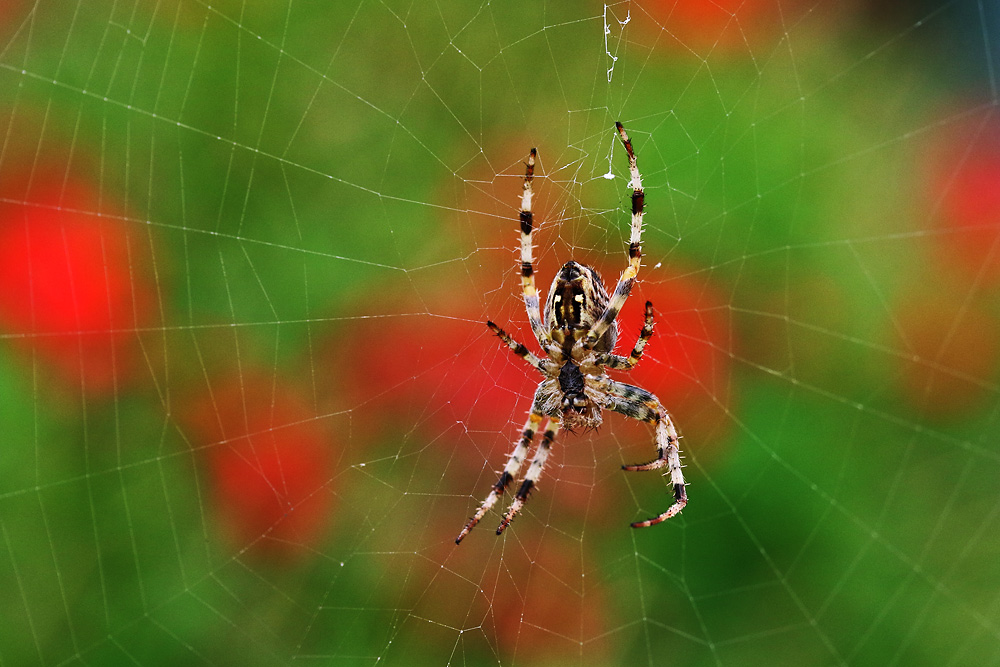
455,122,688,544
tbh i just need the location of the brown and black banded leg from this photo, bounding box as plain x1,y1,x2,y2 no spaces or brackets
456,409,544,544
486,321,547,373
518,148,551,349
497,417,561,536
582,122,646,351
599,379,687,528
600,300,655,371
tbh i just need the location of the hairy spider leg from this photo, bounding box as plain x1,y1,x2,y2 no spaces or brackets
497,417,561,536
486,321,548,373
519,148,552,349
600,300,655,370
456,409,544,544
582,122,645,351
599,378,687,528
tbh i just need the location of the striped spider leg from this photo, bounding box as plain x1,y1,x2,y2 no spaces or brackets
455,375,561,544
518,147,556,354
597,299,655,371
580,122,645,351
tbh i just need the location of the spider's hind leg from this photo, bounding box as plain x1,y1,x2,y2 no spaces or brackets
599,379,687,528
456,410,543,544
497,417,561,536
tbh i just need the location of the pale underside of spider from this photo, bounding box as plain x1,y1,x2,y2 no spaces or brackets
455,123,688,544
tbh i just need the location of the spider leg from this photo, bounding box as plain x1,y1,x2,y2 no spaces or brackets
518,148,552,349
598,379,687,528
581,122,645,351
497,417,561,536
599,300,654,371
456,383,552,544
486,321,549,374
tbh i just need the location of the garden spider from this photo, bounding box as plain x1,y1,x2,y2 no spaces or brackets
455,122,687,544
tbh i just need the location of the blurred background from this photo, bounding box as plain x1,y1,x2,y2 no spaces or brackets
1,1,999,665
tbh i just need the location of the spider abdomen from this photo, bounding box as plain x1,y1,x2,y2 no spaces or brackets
544,261,618,352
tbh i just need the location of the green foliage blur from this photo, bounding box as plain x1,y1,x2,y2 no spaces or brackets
1,1,998,665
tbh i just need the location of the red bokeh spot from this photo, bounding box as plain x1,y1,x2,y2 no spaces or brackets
909,110,1000,418
0,175,154,395
339,311,535,432
182,374,335,560
328,219,536,452
927,117,1000,285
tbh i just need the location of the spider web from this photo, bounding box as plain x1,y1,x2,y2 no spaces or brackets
1,1,999,665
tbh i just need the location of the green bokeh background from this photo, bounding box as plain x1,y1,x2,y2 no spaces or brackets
1,1,999,665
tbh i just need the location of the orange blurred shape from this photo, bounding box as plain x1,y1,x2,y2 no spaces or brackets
619,269,734,450
0,1,27,29
487,540,612,663
409,531,616,660
929,118,1000,285
640,0,804,54
896,294,1000,420
339,311,537,436
0,175,153,395
183,374,335,560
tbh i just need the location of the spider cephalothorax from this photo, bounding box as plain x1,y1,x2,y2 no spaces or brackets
455,123,688,544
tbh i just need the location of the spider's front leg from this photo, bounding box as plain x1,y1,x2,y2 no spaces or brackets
582,122,646,351
599,378,687,528
486,321,550,374
518,148,552,350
